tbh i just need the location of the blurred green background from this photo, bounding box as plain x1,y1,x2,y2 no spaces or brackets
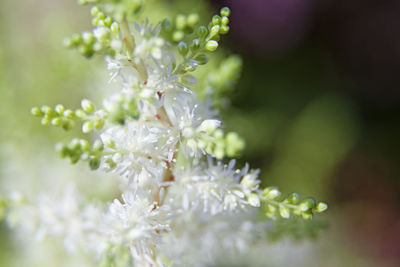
1,0,400,266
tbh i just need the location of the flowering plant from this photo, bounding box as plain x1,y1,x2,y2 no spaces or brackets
0,1,327,266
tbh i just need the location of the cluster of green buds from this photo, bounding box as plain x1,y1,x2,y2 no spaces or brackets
168,7,232,75
106,94,139,125
63,7,121,57
55,138,107,170
261,187,328,220
202,130,245,159
31,99,106,133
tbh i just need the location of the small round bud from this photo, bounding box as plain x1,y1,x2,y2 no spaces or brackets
197,26,208,38
219,25,230,35
205,40,219,51
175,14,186,30
221,16,229,25
51,118,62,126
104,17,112,27
55,104,65,115
82,32,95,44
41,116,51,126
316,202,328,213
177,41,188,56
220,7,231,17
94,119,104,130
285,193,300,204
190,38,200,50
209,25,220,39
82,121,94,133
62,121,73,130
299,198,316,212
212,15,221,25
30,107,43,116
89,157,100,170
80,139,90,151
63,109,75,119
248,194,261,207
263,187,281,200
279,205,290,219
90,6,99,17
75,109,86,118
40,105,52,115
110,22,119,34
194,54,208,65
81,99,95,113
172,31,184,42
92,139,104,152
187,13,199,26
96,12,105,20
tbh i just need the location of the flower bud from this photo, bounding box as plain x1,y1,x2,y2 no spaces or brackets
205,40,218,52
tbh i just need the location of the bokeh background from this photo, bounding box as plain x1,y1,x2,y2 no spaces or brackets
1,0,400,266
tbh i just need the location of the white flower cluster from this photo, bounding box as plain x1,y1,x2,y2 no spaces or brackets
4,18,267,266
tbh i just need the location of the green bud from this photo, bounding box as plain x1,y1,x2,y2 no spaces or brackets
63,109,75,119
82,121,94,133
197,26,208,38
55,104,65,115
105,158,116,169
194,54,208,65
263,187,281,200
55,143,69,158
94,119,104,130
161,19,172,32
279,205,290,219
187,13,199,27
266,204,277,219
110,22,119,34
190,38,200,50
92,139,104,152
175,14,186,30
80,139,90,151
302,211,313,220
62,121,73,131
82,32,95,44
41,116,51,126
75,109,86,118
51,118,62,126
104,17,112,27
212,15,221,25
205,40,218,52
220,7,231,17
90,6,99,17
96,12,105,20
209,25,220,39
248,193,260,207
103,138,115,149
41,105,52,115
81,99,95,113
219,25,230,35
30,107,43,116
299,198,316,212
177,41,188,56
221,16,229,25
285,193,300,204
69,138,81,150
172,31,184,42
316,202,328,213
89,157,100,170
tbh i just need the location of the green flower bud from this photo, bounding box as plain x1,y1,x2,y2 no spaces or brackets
41,105,52,115
175,14,186,30
81,99,95,113
96,12,105,20
221,16,229,25
190,38,200,50
194,54,208,65
209,25,220,39
172,31,184,42
279,205,290,219
105,158,116,169
302,211,313,220
55,143,69,158
55,104,65,115
248,193,261,207
80,139,90,151
41,116,51,126
316,202,328,213
284,193,300,204
94,119,104,130
177,41,188,56
212,15,221,25
51,118,62,126
266,204,277,219
90,6,99,17
187,13,199,27
104,17,112,27
205,40,218,51
62,121,73,131
92,139,104,152
220,7,231,17
263,187,281,200
82,121,94,133
75,109,86,118
197,26,208,38
82,32,95,44
30,107,43,117
110,22,119,34
219,25,230,35
89,157,100,170
299,198,316,212
63,109,75,119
